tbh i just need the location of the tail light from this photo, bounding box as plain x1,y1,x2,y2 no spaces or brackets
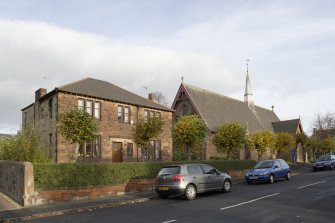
172,174,184,182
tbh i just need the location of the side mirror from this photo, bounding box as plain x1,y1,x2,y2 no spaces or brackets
274,165,279,169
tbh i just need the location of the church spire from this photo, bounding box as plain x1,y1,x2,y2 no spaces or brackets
244,59,255,111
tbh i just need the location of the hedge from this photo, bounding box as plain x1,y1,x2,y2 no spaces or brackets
33,160,256,189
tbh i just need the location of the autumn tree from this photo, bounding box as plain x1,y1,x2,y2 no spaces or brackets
132,116,164,160
250,130,276,160
57,109,98,160
275,132,296,161
306,136,321,161
212,122,247,159
172,115,207,161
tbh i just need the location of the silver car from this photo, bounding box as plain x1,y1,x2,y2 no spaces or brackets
155,163,232,200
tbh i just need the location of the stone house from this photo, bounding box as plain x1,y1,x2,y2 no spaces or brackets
171,72,304,161
21,78,173,163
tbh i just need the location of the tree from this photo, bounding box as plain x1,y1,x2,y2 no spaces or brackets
250,130,276,160
296,133,308,148
212,122,247,159
132,116,164,160
319,136,335,155
172,115,207,161
314,112,335,130
275,133,296,161
152,91,169,107
313,112,335,138
306,136,321,161
57,108,98,146
0,128,50,163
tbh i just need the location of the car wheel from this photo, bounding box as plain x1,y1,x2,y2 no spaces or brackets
222,179,232,193
269,174,274,184
330,164,334,170
185,184,197,200
285,172,291,180
247,181,252,185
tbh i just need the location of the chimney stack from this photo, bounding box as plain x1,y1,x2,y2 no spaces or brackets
148,93,154,101
35,88,47,101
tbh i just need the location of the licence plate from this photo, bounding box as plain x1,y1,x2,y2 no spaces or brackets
249,176,258,180
159,186,169,191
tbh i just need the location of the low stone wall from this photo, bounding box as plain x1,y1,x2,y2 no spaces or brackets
37,171,245,203
0,161,35,206
38,179,156,203
0,161,246,206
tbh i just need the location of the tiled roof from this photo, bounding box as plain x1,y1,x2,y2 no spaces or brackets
57,78,173,112
272,119,301,134
182,83,280,133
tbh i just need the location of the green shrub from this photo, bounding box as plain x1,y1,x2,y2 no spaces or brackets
0,129,50,163
33,160,256,189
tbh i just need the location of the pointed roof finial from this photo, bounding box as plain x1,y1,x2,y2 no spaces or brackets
246,59,250,75
181,76,184,83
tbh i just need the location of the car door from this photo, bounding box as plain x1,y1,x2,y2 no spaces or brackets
187,164,207,193
273,160,282,179
201,164,222,190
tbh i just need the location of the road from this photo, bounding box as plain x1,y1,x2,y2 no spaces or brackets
25,170,335,223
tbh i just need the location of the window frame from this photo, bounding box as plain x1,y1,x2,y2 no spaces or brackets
127,143,133,157
78,136,101,159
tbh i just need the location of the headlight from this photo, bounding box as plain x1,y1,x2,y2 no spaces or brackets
259,172,267,176
245,173,249,177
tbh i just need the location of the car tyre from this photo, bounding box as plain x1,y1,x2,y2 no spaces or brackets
222,179,232,193
285,172,291,180
269,174,274,184
330,164,334,170
185,184,197,200
247,181,252,185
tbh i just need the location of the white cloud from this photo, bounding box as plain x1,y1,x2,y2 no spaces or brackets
0,19,241,133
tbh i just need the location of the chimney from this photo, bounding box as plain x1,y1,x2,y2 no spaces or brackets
35,88,47,101
148,93,154,101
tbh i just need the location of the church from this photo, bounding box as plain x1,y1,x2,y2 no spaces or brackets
171,68,303,161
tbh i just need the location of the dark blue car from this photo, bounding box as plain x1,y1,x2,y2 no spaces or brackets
245,159,291,184
312,155,335,171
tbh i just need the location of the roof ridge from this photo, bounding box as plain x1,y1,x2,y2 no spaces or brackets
57,77,92,89
272,119,300,124
183,82,274,113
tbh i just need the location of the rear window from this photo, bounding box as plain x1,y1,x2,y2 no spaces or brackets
158,166,181,176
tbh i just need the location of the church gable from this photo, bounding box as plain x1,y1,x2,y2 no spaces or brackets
171,82,280,133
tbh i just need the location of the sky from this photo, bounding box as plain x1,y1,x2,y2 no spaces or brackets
0,0,335,135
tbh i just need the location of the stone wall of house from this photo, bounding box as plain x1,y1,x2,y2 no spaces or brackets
57,92,173,163
21,92,58,161
0,161,36,206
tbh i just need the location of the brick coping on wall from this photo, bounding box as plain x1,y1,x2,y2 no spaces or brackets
37,171,245,204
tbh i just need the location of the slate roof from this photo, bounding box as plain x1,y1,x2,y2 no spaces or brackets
272,119,301,134
56,78,173,112
181,83,280,133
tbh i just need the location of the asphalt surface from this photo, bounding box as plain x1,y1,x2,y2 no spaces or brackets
2,167,334,223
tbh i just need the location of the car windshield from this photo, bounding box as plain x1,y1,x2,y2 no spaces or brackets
158,166,180,176
254,160,274,169
317,156,331,161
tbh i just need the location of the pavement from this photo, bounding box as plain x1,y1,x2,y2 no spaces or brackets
0,163,312,223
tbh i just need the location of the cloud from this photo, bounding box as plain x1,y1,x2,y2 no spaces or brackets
0,19,241,133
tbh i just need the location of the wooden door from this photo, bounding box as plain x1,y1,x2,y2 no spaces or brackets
112,142,123,162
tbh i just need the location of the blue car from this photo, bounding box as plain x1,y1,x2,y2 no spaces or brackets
245,159,291,184
312,155,335,171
